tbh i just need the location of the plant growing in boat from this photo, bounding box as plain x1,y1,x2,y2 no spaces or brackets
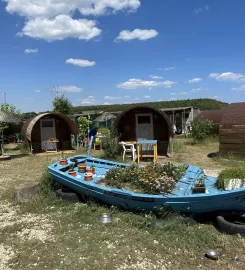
59,151,68,166
101,163,186,194
84,172,93,181
192,175,206,193
68,163,76,176
215,167,245,190
90,165,96,173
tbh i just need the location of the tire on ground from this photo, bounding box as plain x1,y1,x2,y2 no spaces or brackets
55,189,80,202
216,212,245,235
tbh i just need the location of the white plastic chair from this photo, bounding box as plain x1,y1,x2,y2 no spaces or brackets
121,142,137,161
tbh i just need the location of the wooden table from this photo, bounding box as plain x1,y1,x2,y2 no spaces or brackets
137,139,158,164
45,139,59,152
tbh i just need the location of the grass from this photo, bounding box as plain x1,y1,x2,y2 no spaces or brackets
1,142,245,269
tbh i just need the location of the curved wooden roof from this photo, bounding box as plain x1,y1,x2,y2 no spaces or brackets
194,110,224,124
113,104,174,137
221,102,245,125
21,113,79,141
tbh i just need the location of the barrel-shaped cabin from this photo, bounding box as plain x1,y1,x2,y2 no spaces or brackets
21,113,79,153
113,105,174,156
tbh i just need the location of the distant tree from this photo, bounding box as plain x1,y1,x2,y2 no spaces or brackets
21,112,38,120
1,103,21,115
72,98,228,114
78,116,92,138
52,85,73,115
52,94,73,115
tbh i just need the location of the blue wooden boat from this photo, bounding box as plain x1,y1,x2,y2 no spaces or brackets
48,155,245,213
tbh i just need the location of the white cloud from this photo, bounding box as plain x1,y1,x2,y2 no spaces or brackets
144,95,150,98
124,95,130,98
66,58,96,67
188,78,202,84
159,67,176,71
6,0,141,41
4,0,140,18
190,87,208,93
208,72,245,82
115,29,158,41
170,93,176,95
170,98,177,100
117,78,176,89
211,96,219,99
104,96,121,100
80,96,97,104
104,102,112,105
232,85,245,91
17,15,101,41
179,92,189,95
34,89,40,93
149,75,163,79
24,48,38,53
195,5,209,14
25,97,34,100
59,86,83,92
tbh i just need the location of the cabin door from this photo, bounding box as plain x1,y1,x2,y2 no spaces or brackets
136,113,153,151
40,119,56,151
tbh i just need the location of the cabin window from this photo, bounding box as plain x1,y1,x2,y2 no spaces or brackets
42,120,54,128
138,116,151,124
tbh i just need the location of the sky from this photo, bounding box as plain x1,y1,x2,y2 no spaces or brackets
1,0,245,113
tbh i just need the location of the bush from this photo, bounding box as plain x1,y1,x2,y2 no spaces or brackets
101,132,120,158
191,120,214,142
215,167,245,190
102,162,187,194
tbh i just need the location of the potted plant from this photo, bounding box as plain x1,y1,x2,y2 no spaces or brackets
84,172,93,181
78,163,87,173
59,151,68,166
90,165,96,174
86,166,94,174
68,163,76,177
192,176,206,193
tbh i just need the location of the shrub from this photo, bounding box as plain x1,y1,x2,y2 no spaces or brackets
102,162,187,194
101,132,120,158
191,120,214,142
215,167,245,190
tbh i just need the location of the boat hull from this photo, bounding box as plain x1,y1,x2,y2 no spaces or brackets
48,155,245,213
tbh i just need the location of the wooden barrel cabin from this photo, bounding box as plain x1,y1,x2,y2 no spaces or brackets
219,102,245,157
21,113,79,153
113,105,174,156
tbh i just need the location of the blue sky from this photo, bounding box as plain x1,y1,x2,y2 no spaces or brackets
1,0,245,113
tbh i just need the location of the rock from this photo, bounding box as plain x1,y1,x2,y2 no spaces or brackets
13,182,40,203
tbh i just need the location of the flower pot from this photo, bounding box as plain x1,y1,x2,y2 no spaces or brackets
68,170,76,177
86,168,93,174
192,185,206,193
59,159,68,166
78,163,87,173
84,173,93,182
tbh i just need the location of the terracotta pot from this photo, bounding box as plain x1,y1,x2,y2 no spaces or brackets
78,163,87,173
59,159,68,166
84,173,93,181
86,168,93,174
68,170,76,177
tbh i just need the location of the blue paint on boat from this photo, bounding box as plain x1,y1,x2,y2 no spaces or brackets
48,155,245,213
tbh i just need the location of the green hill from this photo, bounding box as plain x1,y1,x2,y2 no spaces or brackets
73,98,228,114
